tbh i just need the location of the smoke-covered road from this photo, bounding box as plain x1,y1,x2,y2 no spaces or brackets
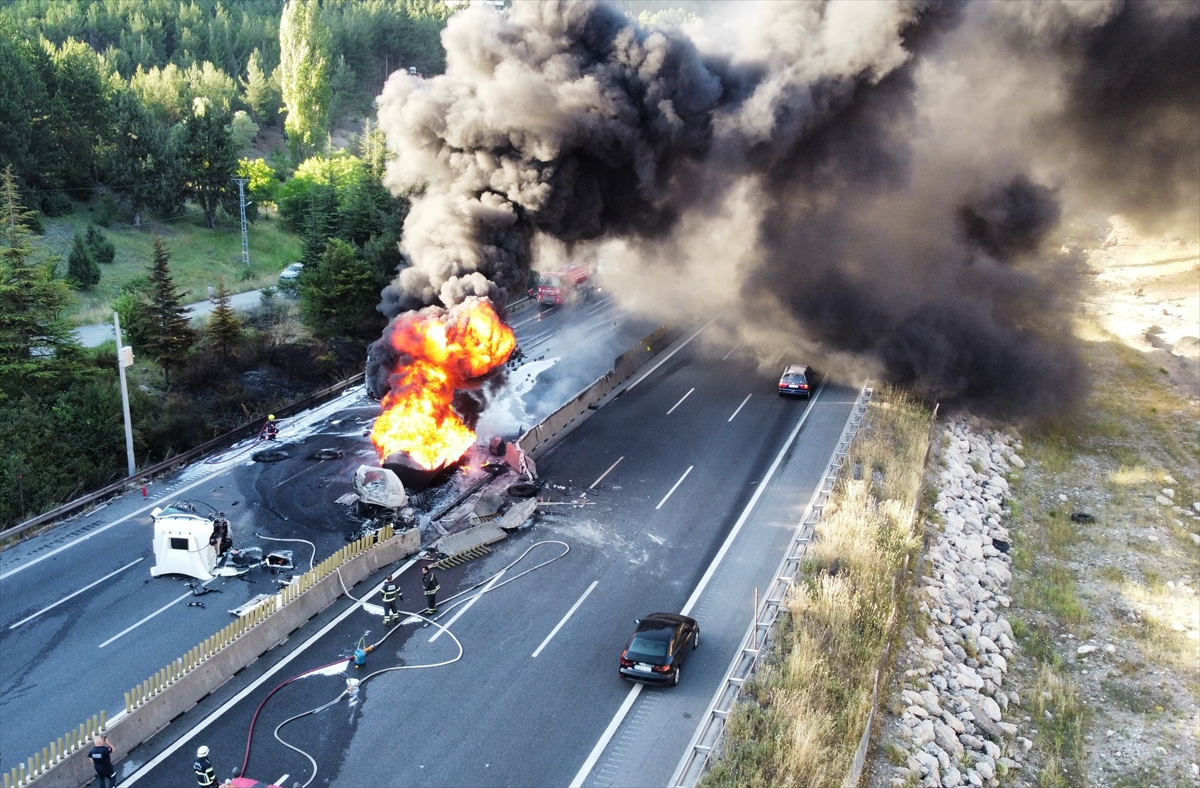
109,322,862,788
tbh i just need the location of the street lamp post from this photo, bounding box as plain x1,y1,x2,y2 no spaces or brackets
114,312,136,477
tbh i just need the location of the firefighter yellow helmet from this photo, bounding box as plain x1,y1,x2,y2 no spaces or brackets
268,415,275,421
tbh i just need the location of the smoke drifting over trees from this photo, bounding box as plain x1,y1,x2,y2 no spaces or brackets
368,0,1199,416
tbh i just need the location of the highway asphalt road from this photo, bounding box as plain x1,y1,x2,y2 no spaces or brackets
112,323,863,788
0,294,646,777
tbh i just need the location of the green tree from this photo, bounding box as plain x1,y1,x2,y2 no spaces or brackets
183,59,237,114
42,37,114,189
238,157,279,208
241,47,281,125
104,89,167,226
85,225,115,265
67,231,101,288
206,276,241,355
178,97,238,228
0,166,79,390
143,236,196,385
130,62,188,124
279,0,330,160
0,25,53,197
298,238,385,340
230,109,259,150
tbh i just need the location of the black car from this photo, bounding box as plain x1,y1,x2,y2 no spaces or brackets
619,613,699,686
778,364,817,398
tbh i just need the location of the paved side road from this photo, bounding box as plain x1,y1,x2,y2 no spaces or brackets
72,289,271,348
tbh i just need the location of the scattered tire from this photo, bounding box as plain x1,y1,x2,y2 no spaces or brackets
310,448,344,460
508,482,539,498
1070,511,1095,524
252,448,290,463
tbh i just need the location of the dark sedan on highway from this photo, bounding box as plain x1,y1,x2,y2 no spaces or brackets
619,613,699,686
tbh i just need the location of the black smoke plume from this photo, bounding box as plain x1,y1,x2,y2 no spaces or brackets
369,0,1198,415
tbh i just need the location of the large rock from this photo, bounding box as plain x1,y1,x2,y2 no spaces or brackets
936,722,966,757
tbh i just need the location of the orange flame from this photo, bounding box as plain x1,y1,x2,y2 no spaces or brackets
371,298,516,469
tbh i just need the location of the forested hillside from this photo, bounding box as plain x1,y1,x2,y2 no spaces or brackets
0,0,453,530
0,0,449,215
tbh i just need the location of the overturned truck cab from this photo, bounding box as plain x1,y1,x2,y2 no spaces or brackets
150,504,232,581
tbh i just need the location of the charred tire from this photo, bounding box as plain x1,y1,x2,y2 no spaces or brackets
252,449,290,463
507,483,539,498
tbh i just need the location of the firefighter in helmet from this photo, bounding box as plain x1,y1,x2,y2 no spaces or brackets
193,746,216,787
264,415,278,441
381,573,402,625
422,565,441,616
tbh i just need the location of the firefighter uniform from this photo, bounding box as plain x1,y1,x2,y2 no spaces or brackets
264,415,278,440
193,755,216,787
381,575,402,625
422,567,440,615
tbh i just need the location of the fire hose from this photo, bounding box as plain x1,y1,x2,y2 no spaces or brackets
241,540,571,786
203,418,288,465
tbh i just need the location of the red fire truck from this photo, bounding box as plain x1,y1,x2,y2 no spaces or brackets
536,264,592,306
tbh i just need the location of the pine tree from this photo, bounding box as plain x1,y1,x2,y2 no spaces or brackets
144,236,196,385
0,166,79,389
67,231,101,289
206,277,241,356
85,225,115,265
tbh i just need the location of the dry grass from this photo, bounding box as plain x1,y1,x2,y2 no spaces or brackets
701,386,931,788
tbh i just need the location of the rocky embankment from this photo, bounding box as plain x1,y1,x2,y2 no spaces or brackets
883,419,1027,788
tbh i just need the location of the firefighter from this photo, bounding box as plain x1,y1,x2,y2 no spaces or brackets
264,415,278,441
422,565,440,616
381,573,402,625
193,746,216,787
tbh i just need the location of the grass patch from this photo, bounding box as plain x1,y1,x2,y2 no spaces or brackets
1026,565,1087,626
1029,665,1091,788
701,386,931,788
1095,565,1126,584
43,203,302,326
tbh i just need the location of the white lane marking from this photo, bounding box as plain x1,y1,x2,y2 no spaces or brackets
771,349,787,365
720,343,741,361
428,569,505,644
656,466,694,511
119,556,420,786
531,580,597,658
569,683,644,788
727,393,752,423
624,313,724,393
666,388,694,415
1,465,235,581
680,376,827,616
589,457,624,490
99,579,216,648
510,313,539,330
8,559,145,630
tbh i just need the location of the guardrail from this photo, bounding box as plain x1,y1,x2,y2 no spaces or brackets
0,373,366,549
669,383,875,788
12,523,419,788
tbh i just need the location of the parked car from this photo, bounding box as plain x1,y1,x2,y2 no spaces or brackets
778,364,817,398
279,262,303,281
619,613,699,686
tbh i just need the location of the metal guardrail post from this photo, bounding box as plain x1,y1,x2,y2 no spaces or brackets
669,383,875,788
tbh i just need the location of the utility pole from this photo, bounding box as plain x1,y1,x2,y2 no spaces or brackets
114,312,136,477
233,177,250,267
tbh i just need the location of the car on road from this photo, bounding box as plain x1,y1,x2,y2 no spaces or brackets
778,364,817,398
279,262,303,281
619,612,699,686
